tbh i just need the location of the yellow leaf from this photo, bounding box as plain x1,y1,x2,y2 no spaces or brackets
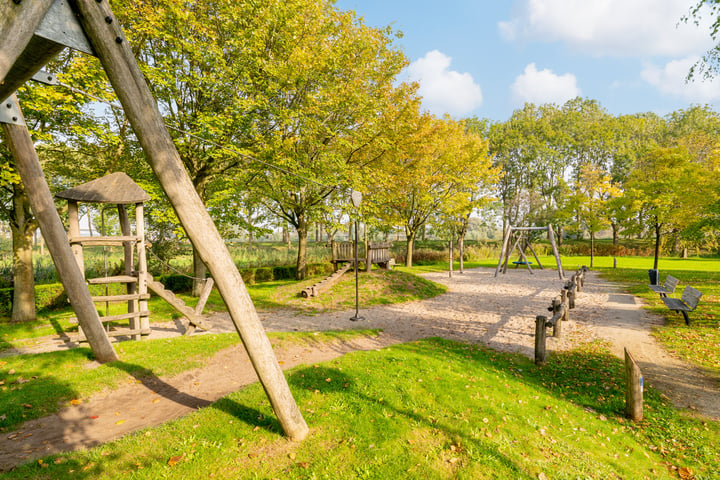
115,420,125,425
167,454,184,466
70,399,82,405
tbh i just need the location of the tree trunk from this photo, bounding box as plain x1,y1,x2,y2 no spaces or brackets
282,223,290,247
653,221,661,270
458,230,465,273
10,182,37,322
611,222,619,246
590,230,595,268
296,213,308,280
405,228,416,267
557,225,563,247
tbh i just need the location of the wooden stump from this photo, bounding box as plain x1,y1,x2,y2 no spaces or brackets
535,315,547,365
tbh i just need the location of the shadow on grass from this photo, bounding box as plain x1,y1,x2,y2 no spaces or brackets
286,361,534,479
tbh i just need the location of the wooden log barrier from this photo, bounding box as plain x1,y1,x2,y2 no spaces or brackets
564,280,577,309
535,315,548,365
625,348,644,422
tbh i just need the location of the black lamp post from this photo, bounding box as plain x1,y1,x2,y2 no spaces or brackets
349,190,364,321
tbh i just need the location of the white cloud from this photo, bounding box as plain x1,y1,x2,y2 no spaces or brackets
641,56,720,102
511,63,581,106
405,50,483,117
499,0,712,57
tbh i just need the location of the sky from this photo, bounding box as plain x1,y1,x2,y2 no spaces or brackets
334,0,720,122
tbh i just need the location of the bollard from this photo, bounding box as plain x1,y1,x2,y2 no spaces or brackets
535,315,548,365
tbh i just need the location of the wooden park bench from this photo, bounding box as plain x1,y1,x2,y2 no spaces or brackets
661,285,702,326
649,274,679,297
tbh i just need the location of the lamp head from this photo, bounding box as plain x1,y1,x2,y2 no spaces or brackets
350,190,362,208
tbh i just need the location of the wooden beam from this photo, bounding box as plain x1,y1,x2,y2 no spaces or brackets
1,94,117,363
0,35,65,102
494,227,512,277
547,225,565,280
69,0,308,441
0,0,55,90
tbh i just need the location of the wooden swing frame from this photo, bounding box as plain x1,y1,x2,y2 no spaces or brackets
0,0,307,440
494,225,565,280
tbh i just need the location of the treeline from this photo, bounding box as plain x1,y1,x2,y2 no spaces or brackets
1,0,719,323
485,100,720,268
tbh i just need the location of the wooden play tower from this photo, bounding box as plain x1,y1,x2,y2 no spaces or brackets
0,0,307,440
56,172,152,341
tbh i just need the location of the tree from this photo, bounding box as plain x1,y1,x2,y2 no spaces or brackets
574,163,621,267
236,0,409,279
625,146,712,269
368,114,496,267
684,1,720,79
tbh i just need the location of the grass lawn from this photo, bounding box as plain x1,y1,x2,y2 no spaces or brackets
2,338,717,479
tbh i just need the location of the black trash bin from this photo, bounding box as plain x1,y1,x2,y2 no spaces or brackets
648,269,659,286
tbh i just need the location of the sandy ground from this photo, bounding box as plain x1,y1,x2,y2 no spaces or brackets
1,267,718,470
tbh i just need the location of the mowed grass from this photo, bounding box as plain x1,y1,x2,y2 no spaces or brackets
4,338,717,480
0,330,378,432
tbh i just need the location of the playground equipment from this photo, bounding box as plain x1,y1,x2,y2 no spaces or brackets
301,241,393,298
0,0,307,440
56,173,213,340
495,225,564,280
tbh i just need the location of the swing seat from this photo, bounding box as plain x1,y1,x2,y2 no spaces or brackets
512,260,532,267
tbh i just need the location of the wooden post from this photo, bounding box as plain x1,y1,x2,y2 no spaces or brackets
494,226,513,277
547,225,564,280
551,297,563,338
118,204,140,340
66,200,84,276
0,1,56,97
624,348,643,422
71,0,307,440
1,95,117,363
135,203,149,333
535,315,547,365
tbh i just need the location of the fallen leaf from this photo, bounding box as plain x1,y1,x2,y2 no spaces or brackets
70,399,82,405
152,398,160,404
115,420,125,425
89,415,99,420
288,453,296,460
167,454,184,466
297,462,309,468
679,467,694,479
278,361,285,365
22,404,32,409
248,453,259,459
0,414,6,421
8,369,15,375
253,426,260,431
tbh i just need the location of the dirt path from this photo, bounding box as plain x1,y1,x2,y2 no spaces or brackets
1,268,718,470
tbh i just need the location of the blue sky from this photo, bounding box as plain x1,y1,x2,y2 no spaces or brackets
334,0,720,122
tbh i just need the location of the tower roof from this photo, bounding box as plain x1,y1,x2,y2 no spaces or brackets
55,172,151,204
